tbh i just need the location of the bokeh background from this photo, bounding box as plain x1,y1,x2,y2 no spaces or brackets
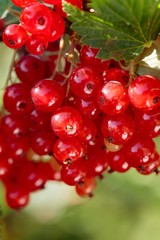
1,44,160,240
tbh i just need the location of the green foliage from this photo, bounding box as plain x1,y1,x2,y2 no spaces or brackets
0,0,12,17
64,0,160,61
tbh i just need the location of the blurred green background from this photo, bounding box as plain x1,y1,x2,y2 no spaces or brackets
1,44,160,240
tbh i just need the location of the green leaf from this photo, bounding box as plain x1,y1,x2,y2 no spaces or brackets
63,0,160,61
0,0,12,17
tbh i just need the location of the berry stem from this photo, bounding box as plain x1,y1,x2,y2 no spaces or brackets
8,7,21,18
2,49,18,116
4,49,17,89
117,61,130,71
127,59,135,86
62,37,75,97
52,35,65,79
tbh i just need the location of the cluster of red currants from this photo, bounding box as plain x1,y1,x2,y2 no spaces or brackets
1,0,160,210
2,0,82,54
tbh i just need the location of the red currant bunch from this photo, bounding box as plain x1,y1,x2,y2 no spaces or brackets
1,0,160,211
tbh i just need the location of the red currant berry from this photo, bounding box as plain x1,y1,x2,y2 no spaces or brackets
134,107,160,138
11,0,36,7
102,68,129,86
70,66,101,99
53,137,82,164
51,106,83,138
26,34,48,55
31,79,65,112
102,113,135,145
97,81,130,115
3,83,33,115
47,11,65,42
74,96,101,120
54,0,83,18
43,161,61,181
136,153,160,175
3,24,28,49
28,109,51,131
30,130,57,156
80,45,111,73
15,55,45,86
77,119,97,143
6,188,30,209
85,148,109,176
20,3,53,34
124,134,156,167
9,137,29,159
61,159,87,186
1,114,29,139
76,177,96,197
107,150,131,173
128,75,160,110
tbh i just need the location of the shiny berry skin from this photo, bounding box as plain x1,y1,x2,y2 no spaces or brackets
61,159,87,186
20,3,53,34
31,79,65,112
6,188,30,209
46,164,61,181
134,107,160,138
51,106,83,138
136,153,160,175
11,0,36,7
26,34,48,55
30,130,57,156
76,177,96,197
77,119,97,143
28,109,51,131
9,138,29,159
15,55,45,86
54,0,83,18
97,81,130,115
3,24,28,49
42,0,61,4
47,11,65,42
80,45,111,73
3,83,33,115
128,75,160,111
102,68,129,86
102,113,135,145
124,134,156,167
74,96,101,120
85,149,109,176
107,150,131,173
19,161,47,192
1,114,28,139
53,137,82,164
69,66,101,99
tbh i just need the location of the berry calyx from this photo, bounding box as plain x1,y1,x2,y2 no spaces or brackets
53,137,83,164
51,106,83,138
20,3,53,34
